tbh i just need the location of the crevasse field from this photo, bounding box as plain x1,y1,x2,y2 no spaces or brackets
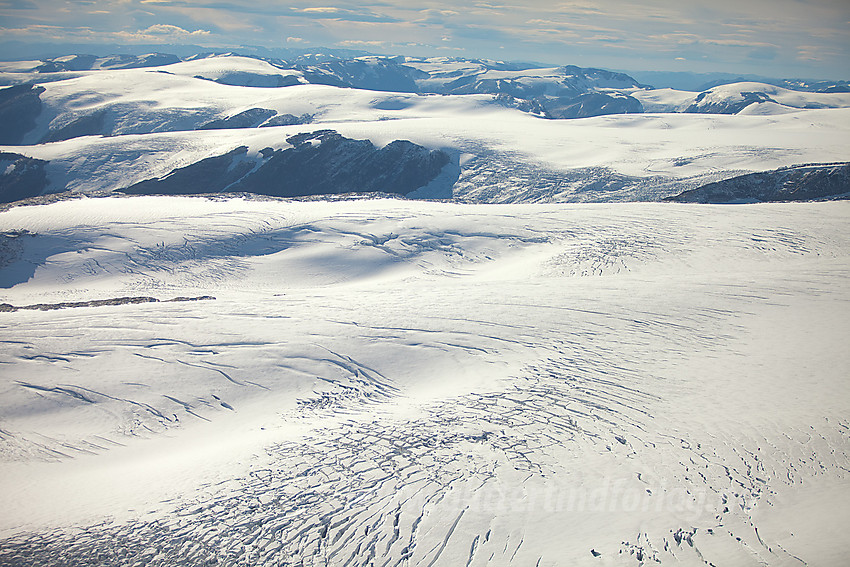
0,196,848,566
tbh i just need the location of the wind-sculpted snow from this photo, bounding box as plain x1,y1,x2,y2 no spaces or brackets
0,196,848,565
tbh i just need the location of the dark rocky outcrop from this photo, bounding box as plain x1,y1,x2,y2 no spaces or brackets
35,54,99,73
121,130,452,199
259,113,313,127
199,108,279,130
0,295,215,313
815,83,850,94
122,146,255,196
544,92,643,119
0,152,49,203
35,53,180,72
0,230,33,271
665,163,850,203
101,53,181,70
205,72,301,88
228,130,450,197
41,110,107,143
491,94,547,116
0,84,45,145
298,58,423,93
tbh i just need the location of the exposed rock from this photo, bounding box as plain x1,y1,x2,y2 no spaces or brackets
122,146,254,196
0,152,49,203
35,55,98,73
259,113,313,127
665,163,850,203
42,110,107,143
0,295,215,312
544,92,643,119
0,84,45,145
491,94,547,116
0,230,34,269
199,108,279,130
816,83,850,94
35,53,181,72
228,130,451,198
120,131,452,199
101,53,181,70
298,58,423,92
206,72,301,88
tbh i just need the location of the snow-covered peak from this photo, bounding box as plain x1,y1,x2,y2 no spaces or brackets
149,56,306,87
629,81,850,114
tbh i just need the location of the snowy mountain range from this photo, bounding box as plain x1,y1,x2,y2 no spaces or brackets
1,52,848,205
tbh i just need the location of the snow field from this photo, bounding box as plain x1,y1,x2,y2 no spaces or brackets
0,196,848,565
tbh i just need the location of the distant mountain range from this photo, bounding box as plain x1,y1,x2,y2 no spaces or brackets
1,51,848,204
2,52,646,120
3,51,849,121
626,69,850,93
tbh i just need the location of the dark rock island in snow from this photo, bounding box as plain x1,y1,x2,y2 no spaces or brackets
666,163,850,203
122,130,453,199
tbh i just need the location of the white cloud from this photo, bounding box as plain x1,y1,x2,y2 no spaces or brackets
299,7,340,14
110,24,212,43
139,24,211,37
337,39,386,47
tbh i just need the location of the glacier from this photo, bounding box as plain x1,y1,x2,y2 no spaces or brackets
0,196,848,565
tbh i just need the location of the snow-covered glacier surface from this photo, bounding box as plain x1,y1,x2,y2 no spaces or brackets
0,195,848,565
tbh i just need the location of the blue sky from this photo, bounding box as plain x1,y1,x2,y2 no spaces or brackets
1,0,848,78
